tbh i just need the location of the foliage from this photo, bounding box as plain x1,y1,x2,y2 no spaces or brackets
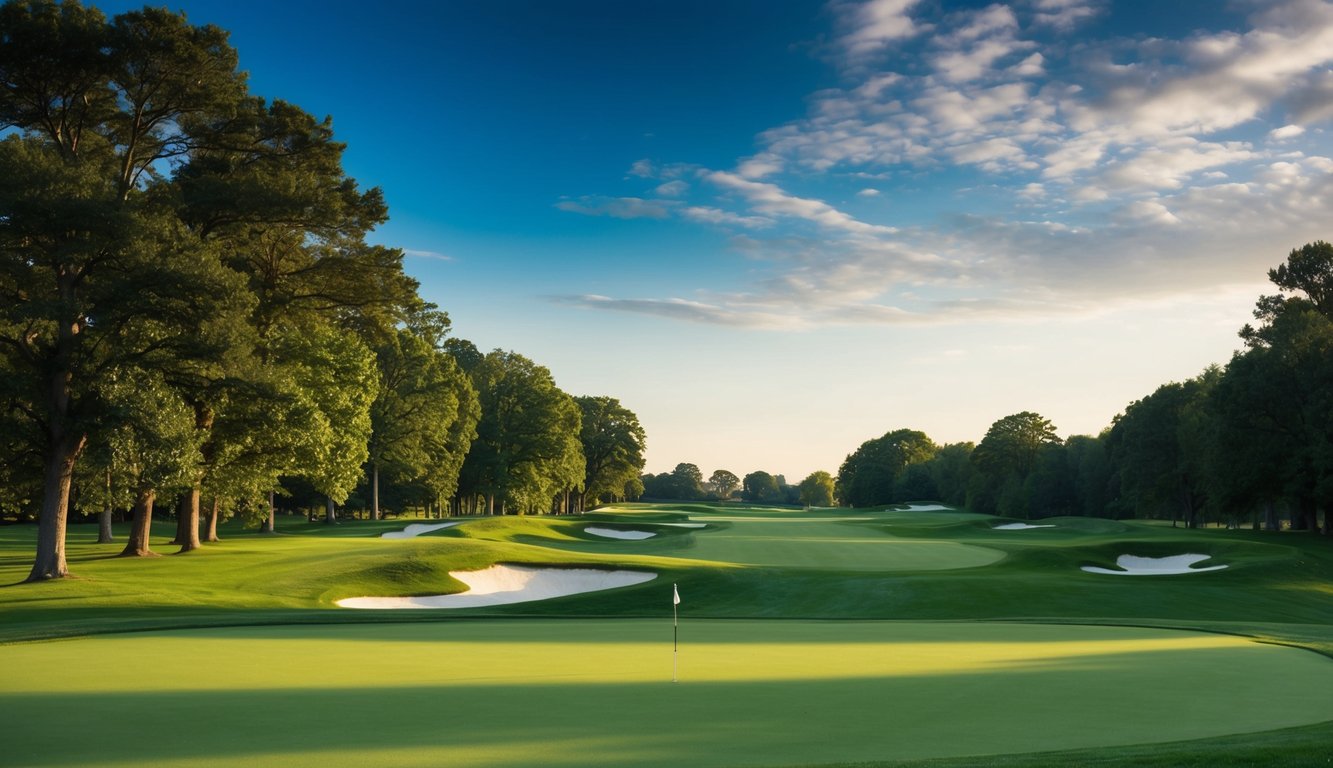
836,428,938,507
797,470,835,507
741,470,782,502
459,350,582,514
575,395,646,506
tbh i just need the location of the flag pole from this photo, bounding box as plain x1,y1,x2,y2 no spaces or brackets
672,583,679,683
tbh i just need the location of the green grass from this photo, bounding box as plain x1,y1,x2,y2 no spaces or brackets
4,620,1332,768
2,503,1332,767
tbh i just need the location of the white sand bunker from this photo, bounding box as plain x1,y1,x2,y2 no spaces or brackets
381,522,460,539
661,522,707,528
585,526,656,540
901,504,951,512
337,564,657,609
994,523,1056,530
1082,554,1228,576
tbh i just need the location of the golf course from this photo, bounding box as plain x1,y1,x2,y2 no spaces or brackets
3,502,1332,767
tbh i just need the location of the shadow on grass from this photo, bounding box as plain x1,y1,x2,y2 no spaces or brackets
5,645,1332,768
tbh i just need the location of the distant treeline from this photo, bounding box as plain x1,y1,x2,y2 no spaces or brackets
649,242,1333,534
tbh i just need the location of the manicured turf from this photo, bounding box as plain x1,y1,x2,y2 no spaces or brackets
2,502,1332,767
4,620,1332,768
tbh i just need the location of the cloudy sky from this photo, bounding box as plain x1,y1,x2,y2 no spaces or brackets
102,0,1333,480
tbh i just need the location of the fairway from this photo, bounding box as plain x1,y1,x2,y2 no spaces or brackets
678,517,1003,570
558,506,1007,571
4,620,1331,768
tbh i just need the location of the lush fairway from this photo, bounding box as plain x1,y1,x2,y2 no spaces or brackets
5,620,1332,768
2,502,1333,767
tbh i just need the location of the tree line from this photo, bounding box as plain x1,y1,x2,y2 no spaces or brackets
832,242,1333,534
0,0,646,581
640,463,836,507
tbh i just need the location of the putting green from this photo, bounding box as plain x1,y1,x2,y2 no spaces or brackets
5,620,1331,767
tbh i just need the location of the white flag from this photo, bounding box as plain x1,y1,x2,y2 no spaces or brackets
673,584,681,605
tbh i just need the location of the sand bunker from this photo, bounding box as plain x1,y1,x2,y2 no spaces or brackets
381,522,460,539
337,564,657,609
1082,554,1228,576
661,522,707,528
584,526,656,540
901,504,951,512
994,523,1056,530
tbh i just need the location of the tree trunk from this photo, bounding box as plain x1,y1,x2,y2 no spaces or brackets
27,434,85,581
176,485,202,553
119,487,157,557
98,505,114,543
97,468,114,543
263,490,276,533
1263,500,1280,531
204,497,221,542
324,496,336,524
371,462,380,521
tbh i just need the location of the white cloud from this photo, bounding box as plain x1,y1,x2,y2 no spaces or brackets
680,206,774,229
1269,124,1306,140
707,171,897,237
555,196,675,219
1029,0,1104,32
655,180,689,197
559,0,1333,330
836,0,923,62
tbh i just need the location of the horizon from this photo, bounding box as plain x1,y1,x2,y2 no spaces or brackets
92,0,1333,480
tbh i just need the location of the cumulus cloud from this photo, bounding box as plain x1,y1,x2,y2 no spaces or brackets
1269,124,1306,140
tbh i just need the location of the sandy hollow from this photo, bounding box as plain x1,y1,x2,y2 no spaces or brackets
336,564,657,609
584,526,656,540
901,504,951,512
1082,554,1228,576
381,522,460,539
993,523,1057,530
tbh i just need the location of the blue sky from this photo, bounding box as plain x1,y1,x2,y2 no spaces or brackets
98,0,1333,481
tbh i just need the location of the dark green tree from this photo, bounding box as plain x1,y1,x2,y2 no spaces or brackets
0,0,258,578
575,396,646,509
742,470,781,502
706,469,740,499
460,350,581,514
836,429,937,507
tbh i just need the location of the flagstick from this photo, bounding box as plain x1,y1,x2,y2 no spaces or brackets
672,583,679,683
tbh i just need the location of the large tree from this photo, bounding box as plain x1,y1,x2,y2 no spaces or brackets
836,428,937,507
0,0,258,579
706,469,740,500
460,350,582,515
575,396,645,510
968,412,1062,517
367,326,476,519
798,470,836,507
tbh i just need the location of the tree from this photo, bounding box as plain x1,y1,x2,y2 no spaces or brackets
742,470,780,503
924,442,973,507
1109,374,1218,528
706,469,740,499
575,396,646,510
367,327,475,518
836,429,937,507
0,0,261,579
969,412,1062,518
460,350,582,514
798,471,836,507
1221,241,1333,534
